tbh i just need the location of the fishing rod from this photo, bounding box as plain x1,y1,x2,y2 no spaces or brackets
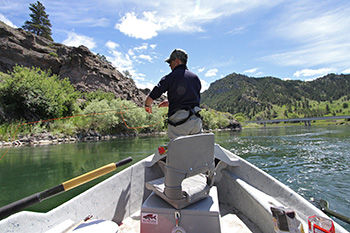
0,157,132,220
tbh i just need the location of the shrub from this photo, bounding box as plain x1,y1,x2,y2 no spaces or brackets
79,98,168,135
0,65,80,122
201,109,231,130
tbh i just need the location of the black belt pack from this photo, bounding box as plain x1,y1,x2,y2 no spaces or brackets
167,108,201,127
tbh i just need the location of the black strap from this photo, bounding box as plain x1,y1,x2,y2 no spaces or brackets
168,108,201,127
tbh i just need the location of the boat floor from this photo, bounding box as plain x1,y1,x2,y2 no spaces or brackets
118,204,260,233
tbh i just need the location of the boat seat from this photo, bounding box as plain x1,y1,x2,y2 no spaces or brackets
145,133,215,209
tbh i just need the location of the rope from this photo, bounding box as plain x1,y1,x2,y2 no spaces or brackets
0,104,166,161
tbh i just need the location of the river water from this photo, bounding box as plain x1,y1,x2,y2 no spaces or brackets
0,125,349,230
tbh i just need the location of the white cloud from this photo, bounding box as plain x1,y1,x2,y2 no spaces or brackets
272,3,349,43
122,69,155,89
63,32,96,50
105,41,119,50
134,43,148,51
263,41,350,68
0,14,16,28
128,49,135,56
200,79,210,92
205,68,218,77
243,68,258,74
150,44,157,49
129,71,156,89
115,12,160,40
342,68,350,74
227,26,245,35
63,17,109,27
104,41,158,88
265,2,350,68
114,0,282,39
134,80,155,90
293,68,335,78
198,68,205,73
106,50,133,71
138,54,152,62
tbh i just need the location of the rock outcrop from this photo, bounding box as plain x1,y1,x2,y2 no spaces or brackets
0,21,146,105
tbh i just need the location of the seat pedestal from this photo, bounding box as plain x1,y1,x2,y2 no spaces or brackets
141,187,221,233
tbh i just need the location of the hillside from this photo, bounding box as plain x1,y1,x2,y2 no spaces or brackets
0,21,146,106
201,73,350,120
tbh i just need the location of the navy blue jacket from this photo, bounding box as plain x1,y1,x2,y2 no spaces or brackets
149,64,201,117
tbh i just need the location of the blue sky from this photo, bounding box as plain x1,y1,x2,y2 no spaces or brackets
1,0,350,91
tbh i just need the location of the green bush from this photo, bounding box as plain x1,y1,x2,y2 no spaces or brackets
0,123,13,141
233,113,246,123
79,99,167,135
83,90,115,103
0,65,80,122
48,52,58,58
201,109,231,130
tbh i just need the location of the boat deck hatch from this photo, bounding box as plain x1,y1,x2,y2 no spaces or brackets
140,186,221,233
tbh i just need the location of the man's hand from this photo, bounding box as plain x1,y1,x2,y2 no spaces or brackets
145,95,154,113
158,100,169,108
145,105,152,113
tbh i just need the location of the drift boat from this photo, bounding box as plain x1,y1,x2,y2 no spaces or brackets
0,133,348,233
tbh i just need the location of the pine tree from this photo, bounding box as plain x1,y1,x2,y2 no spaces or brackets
22,1,53,41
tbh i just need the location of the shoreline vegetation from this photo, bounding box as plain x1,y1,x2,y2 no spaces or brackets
2,119,349,148
1,128,241,148
0,66,241,148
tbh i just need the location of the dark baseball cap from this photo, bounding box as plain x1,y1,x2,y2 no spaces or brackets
165,49,188,63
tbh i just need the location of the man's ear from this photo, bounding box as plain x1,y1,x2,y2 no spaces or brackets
175,58,182,65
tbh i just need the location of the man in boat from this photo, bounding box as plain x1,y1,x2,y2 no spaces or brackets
144,48,202,140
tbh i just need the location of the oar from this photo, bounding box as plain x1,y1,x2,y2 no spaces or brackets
0,157,132,220
319,199,350,224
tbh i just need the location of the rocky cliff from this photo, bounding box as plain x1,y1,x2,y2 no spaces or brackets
0,21,146,106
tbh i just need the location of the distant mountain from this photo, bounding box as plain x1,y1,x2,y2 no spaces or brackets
201,73,350,119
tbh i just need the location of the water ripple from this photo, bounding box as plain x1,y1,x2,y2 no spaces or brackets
216,126,350,230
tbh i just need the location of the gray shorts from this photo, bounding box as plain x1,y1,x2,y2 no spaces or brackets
167,109,203,140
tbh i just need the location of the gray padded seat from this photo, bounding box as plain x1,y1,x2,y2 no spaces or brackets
145,133,215,209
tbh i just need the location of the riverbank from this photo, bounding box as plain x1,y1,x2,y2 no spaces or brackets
243,119,350,128
1,128,242,148
3,118,348,148
0,131,167,148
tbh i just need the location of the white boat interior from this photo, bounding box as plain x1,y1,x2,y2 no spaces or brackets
0,133,348,233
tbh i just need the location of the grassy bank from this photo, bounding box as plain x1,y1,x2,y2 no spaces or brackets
242,118,350,128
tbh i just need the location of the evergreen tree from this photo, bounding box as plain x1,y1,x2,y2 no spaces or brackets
22,1,53,41
326,104,331,114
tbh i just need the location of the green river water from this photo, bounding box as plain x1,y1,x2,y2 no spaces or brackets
0,125,349,230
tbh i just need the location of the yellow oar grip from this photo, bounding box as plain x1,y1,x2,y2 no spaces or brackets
62,163,116,191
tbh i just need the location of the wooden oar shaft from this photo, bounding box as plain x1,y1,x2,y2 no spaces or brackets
318,199,350,224
62,163,117,191
324,208,350,224
0,157,132,220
